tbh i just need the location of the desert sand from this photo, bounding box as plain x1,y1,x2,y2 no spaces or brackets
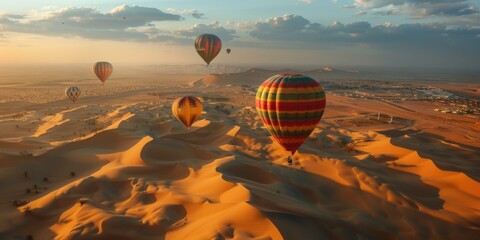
0,65,479,239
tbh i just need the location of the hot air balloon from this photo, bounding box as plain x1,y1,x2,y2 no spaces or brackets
256,74,326,165
226,48,231,54
65,86,81,102
93,62,113,84
194,34,222,66
172,96,203,128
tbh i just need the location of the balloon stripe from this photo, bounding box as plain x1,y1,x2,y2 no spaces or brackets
270,135,311,140
204,37,210,63
257,93,325,101
268,126,318,132
257,86,324,93
261,118,323,126
260,81,319,88
185,99,191,127
270,77,283,138
256,100,326,111
261,109,325,114
257,110,324,119
189,112,197,126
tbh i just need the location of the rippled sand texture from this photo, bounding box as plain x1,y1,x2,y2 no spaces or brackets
0,66,479,239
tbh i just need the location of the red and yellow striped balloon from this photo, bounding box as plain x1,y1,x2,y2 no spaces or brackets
93,61,113,84
172,96,203,128
194,34,222,66
256,74,326,155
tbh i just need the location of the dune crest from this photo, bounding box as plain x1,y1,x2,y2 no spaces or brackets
32,106,86,137
0,69,479,239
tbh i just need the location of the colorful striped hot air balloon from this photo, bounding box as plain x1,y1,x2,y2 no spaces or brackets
93,61,113,84
194,34,222,66
256,74,326,164
172,96,203,128
65,86,81,102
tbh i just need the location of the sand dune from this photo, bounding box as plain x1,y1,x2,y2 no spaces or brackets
190,67,376,88
0,68,479,239
190,67,353,87
32,106,87,137
190,68,279,87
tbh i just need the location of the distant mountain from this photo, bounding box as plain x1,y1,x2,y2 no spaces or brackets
306,67,359,74
189,68,284,87
189,67,361,87
143,64,248,75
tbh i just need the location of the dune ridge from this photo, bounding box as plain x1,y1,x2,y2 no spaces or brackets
0,67,479,240
32,106,87,137
0,100,478,240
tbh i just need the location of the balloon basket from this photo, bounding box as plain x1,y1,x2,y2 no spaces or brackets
287,156,292,165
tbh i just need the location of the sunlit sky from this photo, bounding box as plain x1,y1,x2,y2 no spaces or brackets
1,0,479,69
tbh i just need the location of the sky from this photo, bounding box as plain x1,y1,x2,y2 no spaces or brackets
0,0,479,69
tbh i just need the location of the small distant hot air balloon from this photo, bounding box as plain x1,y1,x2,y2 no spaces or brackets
256,74,326,165
226,48,231,54
172,96,203,128
65,86,81,102
194,34,222,66
93,62,113,84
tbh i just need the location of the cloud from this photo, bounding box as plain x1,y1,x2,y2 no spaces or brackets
252,15,311,35
0,13,24,19
0,5,183,42
166,8,205,19
225,20,255,30
175,21,236,41
356,11,368,16
249,14,480,50
111,5,182,22
247,14,480,68
0,5,238,44
298,0,313,4
349,0,479,18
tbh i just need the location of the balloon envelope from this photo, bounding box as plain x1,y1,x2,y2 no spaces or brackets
93,62,113,84
172,96,203,128
226,48,231,54
195,34,222,65
256,74,326,154
65,86,81,102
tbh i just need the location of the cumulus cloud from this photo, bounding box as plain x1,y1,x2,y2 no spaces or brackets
39,5,182,28
0,5,183,41
250,15,372,41
175,21,236,41
249,14,480,50
252,15,310,35
0,5,239,44
225,20,255,30
247,14,480,68
166,8,205,19
347,0,479,18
